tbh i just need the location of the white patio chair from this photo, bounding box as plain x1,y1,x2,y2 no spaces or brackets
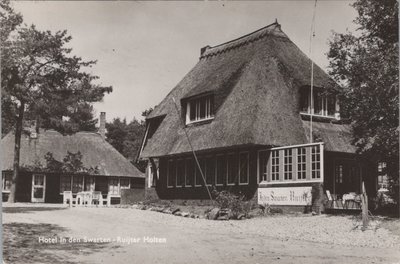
91,191,102,207
63,191,76,207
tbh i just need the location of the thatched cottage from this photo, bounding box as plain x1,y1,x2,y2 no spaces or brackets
1,113,144,203
138,22,376,212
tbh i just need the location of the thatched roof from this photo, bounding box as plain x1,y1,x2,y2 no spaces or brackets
140,22,353,158
1,129,144,177
301,120,356,153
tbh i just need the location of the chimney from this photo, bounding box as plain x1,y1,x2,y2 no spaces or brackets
200,45,210,57
99,112,106,139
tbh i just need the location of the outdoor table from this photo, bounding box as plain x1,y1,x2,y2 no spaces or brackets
342,193,361,209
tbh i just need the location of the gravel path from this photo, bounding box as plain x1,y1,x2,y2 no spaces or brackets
3,204,400,264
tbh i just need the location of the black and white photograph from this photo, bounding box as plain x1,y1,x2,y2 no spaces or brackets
1,0,399,263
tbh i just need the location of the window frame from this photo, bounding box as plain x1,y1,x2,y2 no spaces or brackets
185,158,195,187
283,149,293,180
239,152,249,185
271,150,280,181
194,157,205,187
226,153,237,186
176,159,185,188
300,89,338,119
215,154,226,186
297,147,307,180
258,150,269,183
167,159,175,188
185,95,215,125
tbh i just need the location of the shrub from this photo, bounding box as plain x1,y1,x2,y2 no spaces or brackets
212,190,250,219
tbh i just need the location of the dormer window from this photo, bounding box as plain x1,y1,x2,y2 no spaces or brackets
185,95,214,124
300,89,340,119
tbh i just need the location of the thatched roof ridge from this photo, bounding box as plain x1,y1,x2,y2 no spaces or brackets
1,130,144,178
141,22,353,158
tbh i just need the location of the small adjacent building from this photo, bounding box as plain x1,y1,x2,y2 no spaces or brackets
1,113,145,203
138,22,377,212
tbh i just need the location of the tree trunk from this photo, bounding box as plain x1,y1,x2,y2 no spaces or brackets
7,101,25,203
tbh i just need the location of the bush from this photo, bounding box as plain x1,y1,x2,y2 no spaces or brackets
212,190,250,219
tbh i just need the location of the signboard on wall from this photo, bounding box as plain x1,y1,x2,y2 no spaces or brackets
258,186,312,206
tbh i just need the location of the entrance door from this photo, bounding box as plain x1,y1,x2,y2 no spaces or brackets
31,174,46,203
334,160,361,195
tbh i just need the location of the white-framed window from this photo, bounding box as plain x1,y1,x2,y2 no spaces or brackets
205,156,215,186
311,146,321,179
239,152,249,185
72,175,84,193
167,159,176,188
284,149,293,180
176,159,185,187
2,172,12,192
227,153,237,185
271,150,280,181
258,151,269,183
215,154,226,186
297,147,306,179
120,178,130,189
84,176,95,192
195,158,206,187
300,89,338,118
108,178,119,195
186,95,214,124
185,158,195,187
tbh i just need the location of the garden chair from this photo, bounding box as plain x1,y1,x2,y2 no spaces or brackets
91,191,103,207
326,190,343,209
63,191,76,207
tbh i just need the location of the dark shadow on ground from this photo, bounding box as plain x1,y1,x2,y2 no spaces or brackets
3,222,115,264
2,207,67,214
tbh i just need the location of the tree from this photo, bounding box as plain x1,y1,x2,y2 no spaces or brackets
105,117,146,170
327,0,399,206
105,108,152,171
1,3,112,202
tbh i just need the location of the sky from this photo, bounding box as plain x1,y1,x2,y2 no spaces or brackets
13,1,357,123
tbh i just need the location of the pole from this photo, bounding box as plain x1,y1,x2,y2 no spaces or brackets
309,0,317,143
171,98,213,201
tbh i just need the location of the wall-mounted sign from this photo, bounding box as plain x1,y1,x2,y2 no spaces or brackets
258,186,312,206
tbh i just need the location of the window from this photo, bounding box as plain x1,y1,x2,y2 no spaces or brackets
377,162,388,189
108,178,119,195
216,155,226,186
167,160,176,188
60,175,71,193
311,146,321,179
72,175,84,193
297,148,306,179
271,150,279,181
2,172,12,192
239,152,249,184
195,158,206,186
186,95,214,124
300,89,337,118
259,151,268,182
185,159,195,187
284,149,292,180
176,159,185,187
227,154,237,185
205,156,215,185
84,176,95,192
335,164,343,183
120,178,130,189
